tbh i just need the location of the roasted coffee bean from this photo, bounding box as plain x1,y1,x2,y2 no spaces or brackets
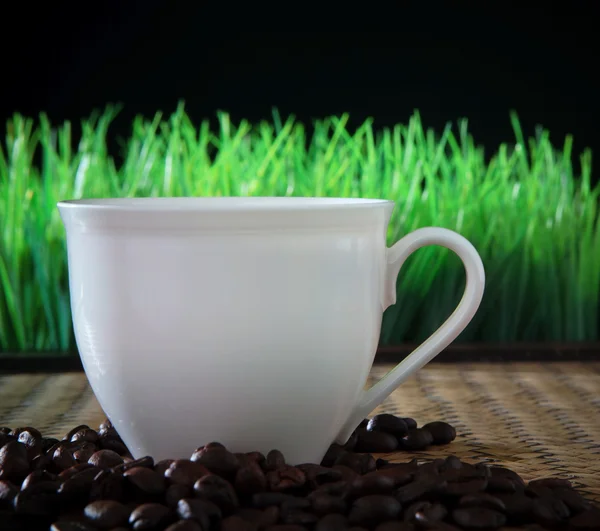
70,429,99,444
321,444,345,468
402,418,417,430
124,466,165,498
348,494,402,526
452,506,506,528
191,447,240,478
445,477,488,496
165,459,210,487
313,480,350,498
494,492,534,524
117,455,154,472
532,496,570,526
554,486,591,514
59,462,95,480
41,437,60,454
251,491,297,508
315,513,349,531
365,467,413,488
129,502,172,530
395,477,444,504
414,460,441,481
350,473,396,498
421,422,456,445
98,426,120,441
221,514,258,531
366,414,409,437
440,455,463,471
63,425,90,442
265,526,307,531
99,438,129,455
265,449,286,471
354,429,398,453
244,451,266,466
374,522,416,531
51,521,97,531
398,429,434,451
297,463,342,489
14,480,60,516
194,473,239,514
177,497,222,528
20,469,58,490
72,442,97,464
165,521,203,531
489,466,525,487
529,477,573,489
235,462,267,496
89,469,126,502
282,509,318,526
58,466,100,503
486,476,517,493
343,431,358,451
236,506,280,528
30,453,52,473
88,449,124,469
570,506,600,529
0,479,18,507
14,427,42,459
0,440,30,482
404,501,447,524
154,459,175,477
334,451,376,475
459,492,506,512
53,444,76,471
165,483,193,509
84,499,130,528
311,492,347,515
267,465,306,491
330,464,357,483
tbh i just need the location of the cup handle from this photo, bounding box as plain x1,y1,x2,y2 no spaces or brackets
334,227,485,444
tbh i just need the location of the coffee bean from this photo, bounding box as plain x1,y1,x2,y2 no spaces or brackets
421,422,456,445
236,506,280,528
315,513,348,531
343,431,358,451
63,425,90,442
177,497,222,529
14,427,42,459
554,486,591,514
191,447,240,478
124,466,165,498
281,508,318,526
221,515,258,531
440,455,463,471
99,438,129,455
348,494,402,526
310,493,347,515
165,521,203,531
264,449,286,471
445,477,488,496
495,492,534,524
59,463,95,480
0,440,30,482
532,496,570,526
570,506,600,529
0,479,18,507
84,499,130,528
72,442,97,464
486,476,517,493
312,480,349,498
374,522,416,531
297,464,342,489
21,469,58,490
402,418,417,430
395,477,444,504
489,466,525,487
89,469,126,502
154,459,175,477
88,449,124,469
398,429,433,451
118,455,154,473
53,444,76,471
365,466,414,488
235,462,267,496
40,437,59,453
366,415,409,438
350,474,396,498
265,526,307,531
14,480,60,516
165,460,210,487
58,466,100,504
165,483,193,509
194,474,239,514
267,465,306,492
529,477,573,489
321,444,344,468
129,502,172,530
354,429,398,453
70,429,99,445
452,506,506,528
459,492,506,512
251,492,297,508
51,521,97,531
334,451,376,475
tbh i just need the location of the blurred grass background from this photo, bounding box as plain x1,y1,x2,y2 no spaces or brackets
0,103,598,355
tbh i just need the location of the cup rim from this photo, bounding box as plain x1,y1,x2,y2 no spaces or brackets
57,197,395,212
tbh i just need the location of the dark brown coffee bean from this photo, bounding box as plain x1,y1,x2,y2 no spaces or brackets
334,451,376,475
421,422,456,445
267,466,306,492
89,469,126,502
265,526,307,531
395,477,444,504
165,521,203,531
62,425,90,441
342,431,358,451
236,506,280,528
84,499,130,528
124,466,165,497
165,460,210,487
489,466,525,487
310,493,347,515
495,492,534,524
0,479,18,507
129,502,172,530
154,459,174,477
321,444,345,468
117,455,154,473
445,477,488,496
414,461,442,481
0,440,30,482
191,447,240,478
315,513,348,531
72,442,97,464
402,418,417,430
235,462,267,496
88,449,124,469
53,444,76,471
165,483,193,509
364,467,413,488
553,486,591,514
312,480,349,498
98,426,120,441
58,466,100,503
14,480,60,516
532,496,570,526
348,494,402,526
570,506,600,529
21,469,58,490
40,436,59,453
99,438,129,455
264,449,286,471
398,429,433,451
14,427,42,459
330,465,358,483
529,477,573,489
354,429,398,453
374,522,416,531
251,492,297,508
486,476,517,493
452,506,506,528
402,500,445,523
297,464,342,489
51,521,97,531
59,462,95,480
221,514,258,531
350,473,396,498
366,414,409,437
177,497,222,529
71,429,99,444
282,510,318,526
460,492,506,512
441,455,463,471
194,474,239,514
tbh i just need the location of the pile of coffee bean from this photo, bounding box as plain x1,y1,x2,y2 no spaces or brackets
1,415,598,530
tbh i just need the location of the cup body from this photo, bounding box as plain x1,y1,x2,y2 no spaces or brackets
58,197,395,463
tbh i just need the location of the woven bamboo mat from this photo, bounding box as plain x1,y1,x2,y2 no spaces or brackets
1,362,599,502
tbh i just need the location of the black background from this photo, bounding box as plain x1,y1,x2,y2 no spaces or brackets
1,2,598,172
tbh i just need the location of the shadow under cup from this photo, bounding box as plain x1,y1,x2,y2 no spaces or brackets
58,197,397,464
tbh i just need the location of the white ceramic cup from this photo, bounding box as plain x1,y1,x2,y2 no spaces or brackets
58,197,485,464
